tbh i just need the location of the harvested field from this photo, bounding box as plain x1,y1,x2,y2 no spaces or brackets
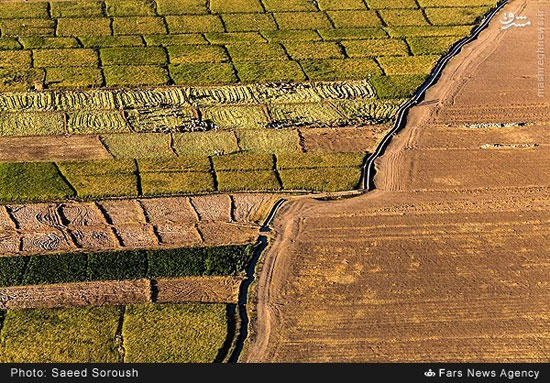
246,0,550,362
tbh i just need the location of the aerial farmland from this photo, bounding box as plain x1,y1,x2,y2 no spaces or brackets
0,0,546,369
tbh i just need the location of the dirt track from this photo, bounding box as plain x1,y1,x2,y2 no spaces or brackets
246,0,550,362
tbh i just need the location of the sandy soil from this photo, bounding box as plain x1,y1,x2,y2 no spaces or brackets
246,0,550,362
0,193,281,256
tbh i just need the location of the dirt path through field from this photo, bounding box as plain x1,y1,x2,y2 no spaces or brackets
246,0,550,362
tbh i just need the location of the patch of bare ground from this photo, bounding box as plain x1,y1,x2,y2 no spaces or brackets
0,276,243,310
246,0,550,362
0,193,282,256
301,125,392,154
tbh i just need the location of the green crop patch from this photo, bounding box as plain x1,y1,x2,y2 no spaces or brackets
0,256,27,287
378,55,439,75
50,1,104,18
56,18,112,37
45,67,103,89
283,42,343,60
227,43,288,62
0,2,49,19
112,16,167,36
370,74,427,99
223,13,277,32
379,9,430,26
279,167,362,191
217,170,281,191
201,105,268,130
212,153,274,171
156,0,209,15
1,19,55,37
237,129,300,153
327,11,382,28
277,152,365,169
425,7,490,26
418,0,496,7
173,131,239,156
19,37,80,49
211,0,264,13
88,251,147,281
268,102,343,126
205,32,266,44
34,49,99,68
145,34,207,46
123,303,227,363
0,38,21,50
67,111,129,134
105,0,156,16
342,39,409,57
100,47,167,66
261,30,321,42
80,36,145,48
0,162,74,202
22,253,88,285
300,58,381,81
407,36,457,55
0,51,31,68
166,15,225,33
101,133,175,159
0,111,64,136
141,171,215,194
170,63,237,85
138,156,211,172
262,0,318,12
234,61,305,83
386,25,473,37
366,0,418,9
0,306,120,363
273,12,332,30
317,27,387,41
104,65,169,87
317,0,367,10
57,159,138,198
168,45,229,64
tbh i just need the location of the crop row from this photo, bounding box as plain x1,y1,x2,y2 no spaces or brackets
0,302,227,363
0,152,365,202
0,244,253,287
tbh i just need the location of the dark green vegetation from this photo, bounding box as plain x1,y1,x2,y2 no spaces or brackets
0,0,497,92
0,303,227,363
0,244,253,288
0,152,365,202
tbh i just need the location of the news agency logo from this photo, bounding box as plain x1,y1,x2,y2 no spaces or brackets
424,369,436,378
500,12,531,30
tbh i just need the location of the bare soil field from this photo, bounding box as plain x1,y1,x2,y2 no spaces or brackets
246,0,550,362
0,193,280,256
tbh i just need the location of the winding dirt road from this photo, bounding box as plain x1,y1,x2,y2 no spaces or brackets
246,0,550,362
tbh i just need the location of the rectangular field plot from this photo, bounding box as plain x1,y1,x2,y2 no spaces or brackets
123,303,228,363
0,306,120,363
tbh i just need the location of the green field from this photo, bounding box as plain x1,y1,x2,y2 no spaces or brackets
0,303,228,363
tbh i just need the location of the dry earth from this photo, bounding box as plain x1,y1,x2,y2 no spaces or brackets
246,0,550,362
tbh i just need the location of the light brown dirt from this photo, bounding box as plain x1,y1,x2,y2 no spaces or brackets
301,125,391,153
246,0,550,362
155,276,243,304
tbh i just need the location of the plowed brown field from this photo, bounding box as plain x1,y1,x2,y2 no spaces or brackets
246,0,550,362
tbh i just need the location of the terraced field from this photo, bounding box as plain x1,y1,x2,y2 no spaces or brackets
0,0,502,363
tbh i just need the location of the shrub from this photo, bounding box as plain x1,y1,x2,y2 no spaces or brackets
22,252,88,285
0,162,74,202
